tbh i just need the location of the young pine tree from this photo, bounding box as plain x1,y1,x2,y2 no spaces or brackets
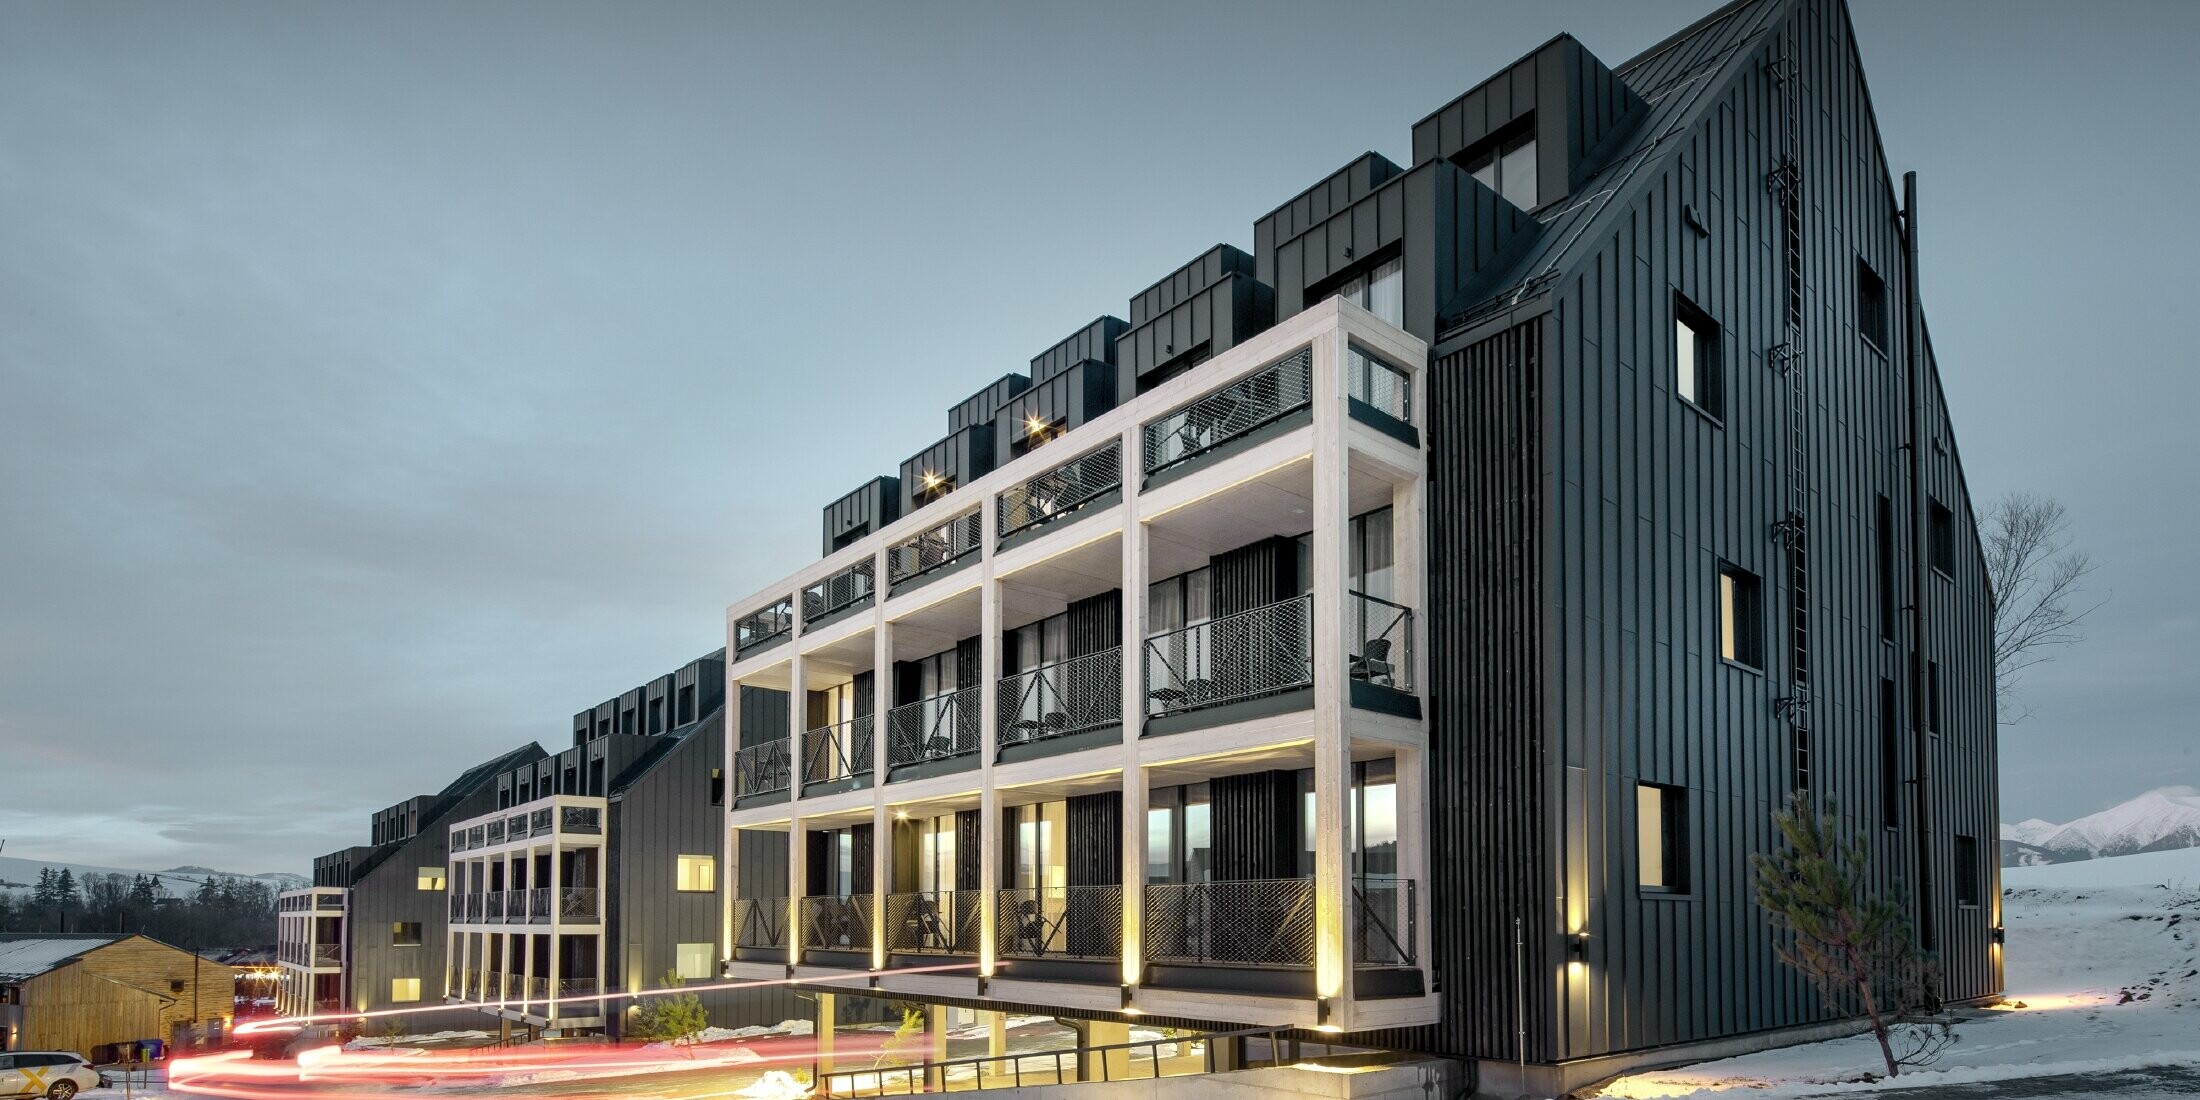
1752,794,1952,1078
633,972,710,1055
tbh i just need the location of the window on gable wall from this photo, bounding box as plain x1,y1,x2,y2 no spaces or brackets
1718,563,1764,669
1675,293,1723,417
1637,782,1689,893
1858,259,1890,351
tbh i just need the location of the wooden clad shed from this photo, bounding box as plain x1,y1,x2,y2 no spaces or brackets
0,934,235,1058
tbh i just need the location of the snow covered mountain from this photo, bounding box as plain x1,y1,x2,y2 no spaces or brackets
0,855,307,895
2000,786,2200,866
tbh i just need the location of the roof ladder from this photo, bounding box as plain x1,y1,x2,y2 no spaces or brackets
1767,27,1813,797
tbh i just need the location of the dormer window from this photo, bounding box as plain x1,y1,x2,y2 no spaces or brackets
1011,414,1067,459
1464,120,1538,211
1328,257,1404,327
918,470,956,502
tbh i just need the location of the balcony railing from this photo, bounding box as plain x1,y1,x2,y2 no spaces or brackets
467,824,486,849
1345,343,1412,423
485,891,506,921
803,717,873,785
735,898,788,949
887,511,981,587
800,894,873,955
465,893,484,922
527,886,550,924
803,559,876,623
885,890,981,954
1142,347,1312,478
1143,594,1312,720
311,943,341,966
734,738,792,798
1143,878,1315,967
530,808,553,836
482,971,504,1000
998,647,1121,748
486,819,506,845
735,597,794,655
314,894,345,912
1353,876,1418,967
560,805,602,834
997,440,1122,541
997,885,1122,961
887,687,980,769
1348,591,1414,692
560,886,600,921
448,894,464,921
505,812,528,838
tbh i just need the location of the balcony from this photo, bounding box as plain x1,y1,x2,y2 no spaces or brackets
887,511,981,593
526,886,551,924
1348,590,1417,713
886,687,980,773
560,886,600,921
803,717,873,789
560,805,602,834
1352,876,1418,968
884,890,981,956
734,597,795,658
1344,343,1416,445
734,898,788,954
1142,878,1314,968
996,439,1122,547
997,647,1121,755
733,738,791,801
1143,595,1312,728
799,894,873,962
485,891,506,921
1140,347,1311,485
997,885,1121,962
803,559,876,628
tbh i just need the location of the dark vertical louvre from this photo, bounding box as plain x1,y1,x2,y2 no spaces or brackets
739,686,789,748
851,824,873,896
893,661,919,706
737,830,788,900
804,831,830,897
853,670,875,717
955,636,983,688
1211,537,1296,614
954,810,984,891
1065,792,1122,887
1067,589,1124,656
1209,770,1301,880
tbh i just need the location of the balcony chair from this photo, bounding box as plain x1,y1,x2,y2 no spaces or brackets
1349,639,1395,686
1009,898,1048,955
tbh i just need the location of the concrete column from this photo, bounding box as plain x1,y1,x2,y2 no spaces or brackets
1119,421,1149,991
1082,1020,1130,1082
927,1007,949,1074
987,1010,1008,1061
1309,324,1354,1015
814,990,837,1075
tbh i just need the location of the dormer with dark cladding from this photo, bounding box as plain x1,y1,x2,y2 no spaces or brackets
900,376,1021,518
1410,34,1645,212
993,316,1127,466
821,476,901,555
1115,244,1276,400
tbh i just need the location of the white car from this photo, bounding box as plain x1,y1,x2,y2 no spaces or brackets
0,1053,104,1100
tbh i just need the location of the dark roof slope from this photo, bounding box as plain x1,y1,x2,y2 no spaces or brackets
609,702,724,797
352,741,544,878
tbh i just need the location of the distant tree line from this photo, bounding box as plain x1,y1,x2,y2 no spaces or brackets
0,867,277,949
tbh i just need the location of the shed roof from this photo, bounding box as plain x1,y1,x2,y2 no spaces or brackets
0,933,130,981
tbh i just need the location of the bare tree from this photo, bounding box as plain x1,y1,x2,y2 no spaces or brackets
1982,492,2099,722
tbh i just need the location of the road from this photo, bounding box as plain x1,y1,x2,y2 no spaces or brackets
1794,1064,2200,1099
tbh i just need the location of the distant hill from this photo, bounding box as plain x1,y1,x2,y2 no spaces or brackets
0,855,307,894
2000,786,2200,867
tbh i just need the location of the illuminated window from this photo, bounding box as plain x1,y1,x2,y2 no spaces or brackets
1675,293,1722,416
391,922,422,947
416,867,445,892
674,943,715,981
1718,564,1764,668
1637,783,1688,893
676,855,716,893
390,978,421,1003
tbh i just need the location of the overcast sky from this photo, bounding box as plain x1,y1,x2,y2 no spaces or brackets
2,1,2192,875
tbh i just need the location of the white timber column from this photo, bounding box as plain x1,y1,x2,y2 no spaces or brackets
1391,436,1430,704
1395,745,1430,982
547,848,563,1023
787,818,809,969
872,616,893,785
521,928,535,1012
815,990,837,1075
787,650,807,803
977,499,1003,981
722,664,740,965
1309,323,1354,1019
871,800,891,971
1118,422,1149,992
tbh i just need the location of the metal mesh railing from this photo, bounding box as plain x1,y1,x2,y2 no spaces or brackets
997,440,1122,539
560,804,602,834
1348,591,1414,692
485,818,506,845
530,808,552,836
560,886,599,921
527,887,550,924
1143,879,1316,967
467,824,485,848
734,738,791,797
1141,348,1312,476
734,597,794,654
997,885,1122,960
998,647,1121,747
1144,595,1312,719
1353,876,1417,967
887,686,980,768
735,898,789,949
465,893,483,922
887,511,981,586
485,891,505,920
800,894,873,954
803,717,874,784
803,559,876,622
1346,343,1412,423
885,890,981,954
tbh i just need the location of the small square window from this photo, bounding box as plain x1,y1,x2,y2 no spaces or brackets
390,977,421,1004
674,943,716,981
1929,499,1955,575
416,867,446,892
1637,783,1689,893
676,855,716,893
1674,294,1722,417
1718,563,1764,669
1858,260,1889,351
392,922,422,947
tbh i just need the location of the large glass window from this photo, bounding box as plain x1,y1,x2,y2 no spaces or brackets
914,814,958,894
1009,613,1069,674
1465,125,1538,210
1143,785,1212,884
676,855,716,893
1329,257,1404,327
1637,783,1688,893
1350,507,1395,602
1007,801,1069,889
1145,567,1212,634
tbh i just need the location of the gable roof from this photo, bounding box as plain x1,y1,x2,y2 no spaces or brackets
609,702,725,797
0,933,131,981
1439,0,1790,336
352,741,545,879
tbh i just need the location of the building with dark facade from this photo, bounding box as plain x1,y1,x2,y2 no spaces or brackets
717,0,2000,1091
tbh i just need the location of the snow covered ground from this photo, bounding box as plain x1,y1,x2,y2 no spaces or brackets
1597,847,2200,1098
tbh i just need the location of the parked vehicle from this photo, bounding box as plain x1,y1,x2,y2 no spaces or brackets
0,1052,105,1100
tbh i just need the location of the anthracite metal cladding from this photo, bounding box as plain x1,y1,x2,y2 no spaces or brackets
1410,35,1646,211
1116,244,1277,395
1030,316,1127,383
899,425,996,518
821,476,902,555
991,359,1118,467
